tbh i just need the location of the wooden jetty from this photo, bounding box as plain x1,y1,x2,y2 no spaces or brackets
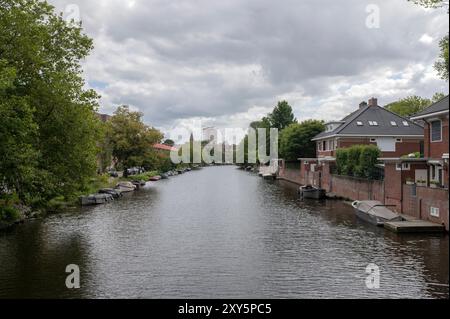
384,220,445,233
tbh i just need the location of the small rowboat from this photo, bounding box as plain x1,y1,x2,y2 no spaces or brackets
80,193,114,206
299,185,326,199
98,188,123,199
352,200,402,226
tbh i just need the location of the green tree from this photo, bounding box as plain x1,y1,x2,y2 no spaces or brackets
435,35,449,81
268,101,297,130
386,96,432,117
409,0,449,81
409,0,448,9
97,121,114,173
0,60,38,202
163,139,175,147
1,0,101,202
279,120,325,161
432,92,447,102
108,105,163,169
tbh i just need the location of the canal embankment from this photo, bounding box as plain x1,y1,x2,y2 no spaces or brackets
277,165,449,231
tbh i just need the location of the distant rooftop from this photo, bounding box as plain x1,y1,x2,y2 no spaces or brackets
153,143,178,152
312,97,424,141
410,95,449,120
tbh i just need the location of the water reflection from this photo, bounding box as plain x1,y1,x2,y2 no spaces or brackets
0,166,448,298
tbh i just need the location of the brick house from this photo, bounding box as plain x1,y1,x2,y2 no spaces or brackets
153,143,178,153
379,96,449,230
312,98,424,159
410,95,449,188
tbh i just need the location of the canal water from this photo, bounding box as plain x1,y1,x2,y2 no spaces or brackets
0,166,448,299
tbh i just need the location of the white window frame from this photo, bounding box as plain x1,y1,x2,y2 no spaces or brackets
356,121,363,126
396,163,410,171
430,207,440,218
396,138,402,143
430,119,442,143
370,138,377,142
402,121,409,127
391,121,398,126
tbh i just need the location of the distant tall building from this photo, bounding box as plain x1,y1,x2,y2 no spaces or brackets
202,127,218,142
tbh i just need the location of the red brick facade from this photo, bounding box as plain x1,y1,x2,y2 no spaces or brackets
424,117,449,159
402,185,449,231
316,137,422,158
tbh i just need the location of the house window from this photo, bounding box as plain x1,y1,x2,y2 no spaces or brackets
323,141,326,151
430,120,442,142
396,163,410,171
357,121,363,126
430,207,440,218
430,165,443,185
370,138,377,142
396,138,402,142
402,121,409,126
369,121,379,126
391,121,397,126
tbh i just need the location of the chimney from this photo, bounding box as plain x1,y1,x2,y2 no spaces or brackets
359,101,368,109
368,97,378,107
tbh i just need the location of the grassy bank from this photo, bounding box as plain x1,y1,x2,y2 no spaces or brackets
121,171,160,182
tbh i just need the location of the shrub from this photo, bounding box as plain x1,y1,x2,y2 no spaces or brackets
347,145,363,177
0,205,20,222
335,145,381,179
359,145,381,179
335,149,348,175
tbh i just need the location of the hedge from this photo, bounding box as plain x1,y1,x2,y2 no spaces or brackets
335,145,381,179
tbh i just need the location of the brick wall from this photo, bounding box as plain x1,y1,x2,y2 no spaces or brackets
403,185,449,231
424,117,449,158
278,160,448,230
278,167,303,185
327,175,384,202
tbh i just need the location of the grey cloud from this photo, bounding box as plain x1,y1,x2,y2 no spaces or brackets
51,0,449,130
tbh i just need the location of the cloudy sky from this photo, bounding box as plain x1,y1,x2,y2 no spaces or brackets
50,0,448,140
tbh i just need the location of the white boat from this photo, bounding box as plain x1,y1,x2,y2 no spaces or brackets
115,181,136,193
352,200,402,226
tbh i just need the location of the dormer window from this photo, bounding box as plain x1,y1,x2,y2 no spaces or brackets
391,121,397,126
368,121,378,126
356,121,363,126
402,121,409,126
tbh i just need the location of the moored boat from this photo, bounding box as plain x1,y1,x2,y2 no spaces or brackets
131,180,146,189
352,200,402,226
80,193,114,206
299,185,326,199
98,188,123,199
115,181,136,193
